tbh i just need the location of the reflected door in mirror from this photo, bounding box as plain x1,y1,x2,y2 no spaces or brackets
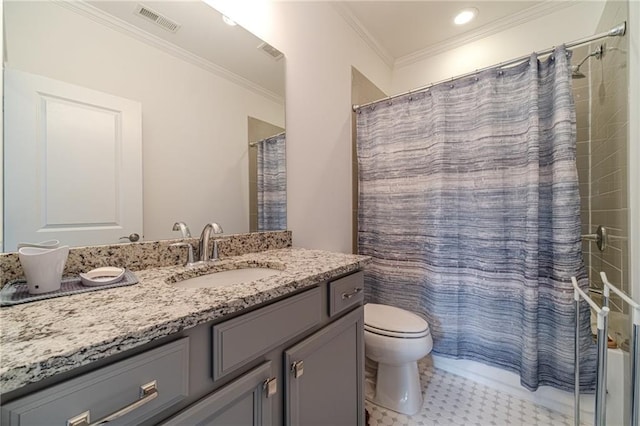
3,69,143,252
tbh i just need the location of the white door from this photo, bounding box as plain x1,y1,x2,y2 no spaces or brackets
4,68,143,252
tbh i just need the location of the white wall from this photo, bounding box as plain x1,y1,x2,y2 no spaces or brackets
208,1,392,253
3,1,284,242
391,2,606,93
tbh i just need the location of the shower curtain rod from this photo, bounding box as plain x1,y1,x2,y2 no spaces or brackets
352,21,627,112
248,131,286,147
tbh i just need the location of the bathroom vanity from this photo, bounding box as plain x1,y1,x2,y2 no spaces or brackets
0,246,369,425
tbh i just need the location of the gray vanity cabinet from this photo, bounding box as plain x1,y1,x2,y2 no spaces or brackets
161,361,275,426
1,270,365,426
284,306,364,426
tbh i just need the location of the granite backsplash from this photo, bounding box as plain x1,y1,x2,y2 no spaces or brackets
0,231,292,287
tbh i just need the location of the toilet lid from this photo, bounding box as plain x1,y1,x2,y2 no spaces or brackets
364,303,429,337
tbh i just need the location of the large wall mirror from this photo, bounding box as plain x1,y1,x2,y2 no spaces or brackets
2,0,286,252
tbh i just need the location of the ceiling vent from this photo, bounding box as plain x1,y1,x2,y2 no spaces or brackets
134,4,181,33
257,42,284,61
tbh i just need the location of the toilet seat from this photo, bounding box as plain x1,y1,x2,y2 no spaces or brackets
364,304,430,338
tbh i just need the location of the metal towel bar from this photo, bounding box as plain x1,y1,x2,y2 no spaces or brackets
572,276,609,426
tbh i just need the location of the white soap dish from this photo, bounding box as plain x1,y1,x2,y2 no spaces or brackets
80,267,126,287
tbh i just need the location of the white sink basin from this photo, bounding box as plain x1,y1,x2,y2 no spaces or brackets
172,267,282,289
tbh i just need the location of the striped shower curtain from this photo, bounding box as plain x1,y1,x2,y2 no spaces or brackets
257,132,287,231
356,46,596,391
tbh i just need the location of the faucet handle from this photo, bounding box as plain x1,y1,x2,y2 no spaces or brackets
212,240,221,262
170,242,195,266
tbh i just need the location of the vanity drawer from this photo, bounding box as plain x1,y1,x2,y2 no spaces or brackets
212,287,322,380
1,338,189,426
328,271,364,317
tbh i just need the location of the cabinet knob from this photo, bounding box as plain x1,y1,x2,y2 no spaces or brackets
263,377,277,398
291,360,304,378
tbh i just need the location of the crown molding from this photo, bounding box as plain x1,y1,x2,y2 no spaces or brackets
395,1,576,68
54,0,284,105
332,2,395,69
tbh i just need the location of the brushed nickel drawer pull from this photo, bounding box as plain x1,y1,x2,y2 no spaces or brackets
66,380,158,426
341,287,363,300
263,377,277,398
291,360,304,378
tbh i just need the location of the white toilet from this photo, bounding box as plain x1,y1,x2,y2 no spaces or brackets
364,303,433,415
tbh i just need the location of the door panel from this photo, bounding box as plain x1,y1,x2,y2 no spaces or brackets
3,68,142,251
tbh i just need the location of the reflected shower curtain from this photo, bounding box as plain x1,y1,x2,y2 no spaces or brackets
257,132,286,231
357,46,596,391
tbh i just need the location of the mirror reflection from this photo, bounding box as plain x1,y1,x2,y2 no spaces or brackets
2,0,286,252
248,118,286,232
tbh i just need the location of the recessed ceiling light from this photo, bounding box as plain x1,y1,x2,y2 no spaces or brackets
222,15,237,26
454,8,478,25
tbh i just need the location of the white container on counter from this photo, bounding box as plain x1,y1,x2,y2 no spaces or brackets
18,246,69,294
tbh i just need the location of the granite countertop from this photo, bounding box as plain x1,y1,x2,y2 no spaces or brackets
0,247,370,394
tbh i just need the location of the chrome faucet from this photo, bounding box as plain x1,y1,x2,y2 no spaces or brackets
199,222,223,261
172,221,192,238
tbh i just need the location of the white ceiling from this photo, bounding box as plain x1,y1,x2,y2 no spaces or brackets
337,1,573,66
88,1,285,98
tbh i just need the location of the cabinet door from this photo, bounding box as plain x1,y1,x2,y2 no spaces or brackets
161,362,275,426
284,306,364,426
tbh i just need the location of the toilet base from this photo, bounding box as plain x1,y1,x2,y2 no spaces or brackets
366,358,423,416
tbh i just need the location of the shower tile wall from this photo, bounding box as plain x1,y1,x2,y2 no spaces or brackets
575,0,629,322
574,44,591,286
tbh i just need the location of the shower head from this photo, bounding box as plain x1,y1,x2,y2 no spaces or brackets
571,44,604,80
571,66,586,79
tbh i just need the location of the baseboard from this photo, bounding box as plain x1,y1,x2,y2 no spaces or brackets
429,354,596,425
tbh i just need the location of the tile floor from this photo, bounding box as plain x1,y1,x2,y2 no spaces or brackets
366,359,576,426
